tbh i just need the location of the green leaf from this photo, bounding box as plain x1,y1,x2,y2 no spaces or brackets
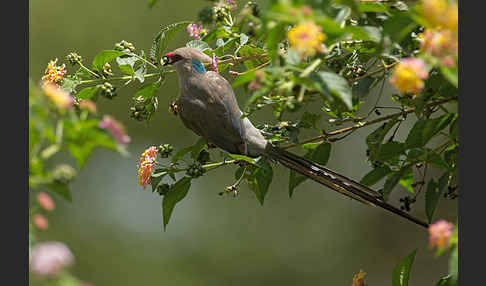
148,0,158,9
248,160,273,205
135,82,160,99
47,183,72,203
92,50,127,72
406,114,455,149
383,11,418,42
366,116,400,161
440,65,458,88
150,21,191,64
116,56,139,75
382,164,412,200
398,170,414,194
238,45,266,69
392,249,417,286
227,153,257,165
76,87,99,100
352,76,376,100
310,71,353,110
448,246,458,283
232,70,256,88
61,76,81,94
425,174,448,223
376,141,405,161
358,1,390,14
162,177,192,230
436,275,454,286
171,138,206,164
190,138,207,159
186,40,211,51
151,171,166,193
360,165,392,186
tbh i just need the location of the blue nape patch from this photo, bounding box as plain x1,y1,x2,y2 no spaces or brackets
192,59,206,73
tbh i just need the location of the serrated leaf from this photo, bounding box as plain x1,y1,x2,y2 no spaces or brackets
150,21,191,64
186,40,211,51
406,114,455,149
376,141,405,161
92,50,127,72
392,249,417,286
360,165,392,186
425,173,448,223
310,71,353,110
116,56,139,75
162,177,192,230
151,171,166,192
47,183,72,203
382,164,412,200
248,160,273,205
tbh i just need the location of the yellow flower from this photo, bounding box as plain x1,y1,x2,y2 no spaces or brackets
421,0,458,31
287,21,326,57
41,82,74,110
137,146,158,188
41,58,66,85
351,270,366,286
390,58,428,95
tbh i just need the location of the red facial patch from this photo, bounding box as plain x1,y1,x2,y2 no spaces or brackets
165,52,174,58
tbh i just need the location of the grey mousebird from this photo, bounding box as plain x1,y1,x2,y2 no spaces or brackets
163,47,428,229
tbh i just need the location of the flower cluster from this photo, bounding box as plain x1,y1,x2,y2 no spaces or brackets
187,24,204,40
429,219,454,250
30,241,74,277
137,146,158,188
421,0,458,31
419,28,458,67
42,58,66,85
390,58,429,95
287,21,326,58
98,115,131,147
41,82,74,110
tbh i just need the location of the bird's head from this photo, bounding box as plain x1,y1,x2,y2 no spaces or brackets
162,47,212,73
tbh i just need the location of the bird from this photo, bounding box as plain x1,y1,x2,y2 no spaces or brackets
163,47,428,229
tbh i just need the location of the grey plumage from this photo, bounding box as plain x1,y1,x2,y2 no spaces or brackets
165,47,428,229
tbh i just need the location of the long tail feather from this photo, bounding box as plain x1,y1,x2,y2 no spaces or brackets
266,145,429,229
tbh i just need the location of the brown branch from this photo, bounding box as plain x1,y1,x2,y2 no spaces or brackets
282,96,458,149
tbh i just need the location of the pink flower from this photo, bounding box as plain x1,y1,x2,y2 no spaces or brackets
37,192,55,211
30,241,74,276
187,24,203,40
211,53,219,73
33,214,49,230
429,219,454,249
137,146,158,188
99,115,131,147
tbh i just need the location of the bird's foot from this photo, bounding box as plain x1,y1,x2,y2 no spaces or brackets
169,102,178,116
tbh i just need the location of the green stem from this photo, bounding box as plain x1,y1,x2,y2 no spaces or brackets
79,72,163,85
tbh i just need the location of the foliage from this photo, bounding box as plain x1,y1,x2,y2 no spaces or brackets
30,0,459,284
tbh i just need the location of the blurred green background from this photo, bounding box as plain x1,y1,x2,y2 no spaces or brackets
29,0,457,285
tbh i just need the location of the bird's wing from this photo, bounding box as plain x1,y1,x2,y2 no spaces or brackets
179,71,247,154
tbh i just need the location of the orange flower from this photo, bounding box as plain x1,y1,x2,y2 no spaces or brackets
429,220,454,249
42,58,66,85
137,146,158,188
287,21,326,57
41,82,74,110
390,58,428,94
